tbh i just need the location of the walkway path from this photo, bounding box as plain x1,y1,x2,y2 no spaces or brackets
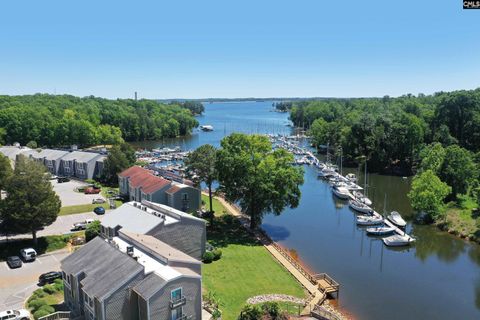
211,195,326,315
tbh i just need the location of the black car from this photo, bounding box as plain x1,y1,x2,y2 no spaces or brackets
39,271,62,285
57,176,70,183
6,256,22,269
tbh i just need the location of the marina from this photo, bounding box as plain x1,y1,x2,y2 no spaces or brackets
131,101,480,320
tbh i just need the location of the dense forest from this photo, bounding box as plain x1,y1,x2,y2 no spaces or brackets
0,94,199,147
286,88,480,174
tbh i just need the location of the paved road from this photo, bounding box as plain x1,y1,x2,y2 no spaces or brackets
0,249,70,311
0,211,110,242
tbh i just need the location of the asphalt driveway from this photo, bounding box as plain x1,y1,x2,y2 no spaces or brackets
0,249,70,311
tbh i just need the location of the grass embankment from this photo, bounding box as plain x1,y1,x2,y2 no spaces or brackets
202,199,306,320
27,279,65,319
440,195,479,241
0,233,83,261
201,194,228,216
59,186,123,216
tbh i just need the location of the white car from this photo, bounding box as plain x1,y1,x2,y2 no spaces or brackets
20,248,37,262
0,309,30,320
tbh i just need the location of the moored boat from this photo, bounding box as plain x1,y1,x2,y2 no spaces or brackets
353,191,372,206
200,125,214,131
366,226,395,235
332,186,350,199
383,234,415,247
348,199,373,214
387,211,407,227
356,215,383,226
346,173,357,183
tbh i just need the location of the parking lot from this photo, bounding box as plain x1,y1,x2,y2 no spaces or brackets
0,250,70,311
51,179,106,206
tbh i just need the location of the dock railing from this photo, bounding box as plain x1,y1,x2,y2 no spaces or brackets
312,273,340,292
38,311,71,320
311,306,342,320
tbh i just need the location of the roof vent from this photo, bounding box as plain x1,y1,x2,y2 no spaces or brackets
142,206,147,211
126,245,134,256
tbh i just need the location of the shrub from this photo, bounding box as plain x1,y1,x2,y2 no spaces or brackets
203,251,215,263
53,281,64,292
43,284,56,294
261,301,280,318
212,249,222,261
85,220,101,242
33,309,51,320
38,305,55,314
28,299,47,310
32,289,46,298
223,214,234,224
238,304,262,320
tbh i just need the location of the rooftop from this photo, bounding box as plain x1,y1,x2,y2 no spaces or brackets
101,202,178,233
61,151,105,162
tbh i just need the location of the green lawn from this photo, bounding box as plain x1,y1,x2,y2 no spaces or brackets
203,214,306,320
442,195,479,239
201,194,228,216
0,233,83,261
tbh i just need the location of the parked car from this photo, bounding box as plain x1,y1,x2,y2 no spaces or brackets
0,309,30,320
84,187,101,194
72,219,95,231
6,256,22,269
20,248,37,262
92,198,106,204
39,271,62,285
93,206,105,215
57,176,70,183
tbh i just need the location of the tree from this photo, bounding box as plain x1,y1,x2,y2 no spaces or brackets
102,143,136,185
1,156,61,245
439,145,477,198
85,220,101,242
184,144,217,223
408,170,451,220
419,143,446,174
26,140,37,149
0,153,12,191
216,133,304,229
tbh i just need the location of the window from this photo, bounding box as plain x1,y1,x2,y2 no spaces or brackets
171,307,183,320
64,166,71,174
182,193,189,201
171,288,182,301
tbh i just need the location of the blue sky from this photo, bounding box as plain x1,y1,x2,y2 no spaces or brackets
0,0,479,99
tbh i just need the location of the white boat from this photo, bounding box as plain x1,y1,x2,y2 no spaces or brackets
200,125,214,131
383,234,415,247
353,191,372,206
346,173,357,183
387,211,407,227
348,199,373,214
318,167,337,178
366,226,395,236
356,215,383,226
332,186,350,200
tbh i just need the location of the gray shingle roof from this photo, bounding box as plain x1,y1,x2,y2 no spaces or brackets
60,151,104,163
133,273,167,300
0,146,31,161
61,237,143,301
101,204,165,234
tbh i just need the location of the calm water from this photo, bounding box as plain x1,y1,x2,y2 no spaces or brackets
133,101,480,320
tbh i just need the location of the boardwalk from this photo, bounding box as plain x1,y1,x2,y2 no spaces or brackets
211,195,340,316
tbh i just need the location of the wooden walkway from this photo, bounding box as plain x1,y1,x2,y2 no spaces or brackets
211,195,340,316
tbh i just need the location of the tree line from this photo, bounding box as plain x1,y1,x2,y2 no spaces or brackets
0,94,199,147
288,88,480,174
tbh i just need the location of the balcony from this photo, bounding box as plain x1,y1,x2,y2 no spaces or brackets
170,296,187,309
173,315,191,320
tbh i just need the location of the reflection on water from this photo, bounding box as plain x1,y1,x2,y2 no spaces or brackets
130,101,480,320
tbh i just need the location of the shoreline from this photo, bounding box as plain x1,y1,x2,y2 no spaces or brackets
208,193,351,319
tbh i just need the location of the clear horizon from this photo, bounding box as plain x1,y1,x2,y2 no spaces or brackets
1,0,479,99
